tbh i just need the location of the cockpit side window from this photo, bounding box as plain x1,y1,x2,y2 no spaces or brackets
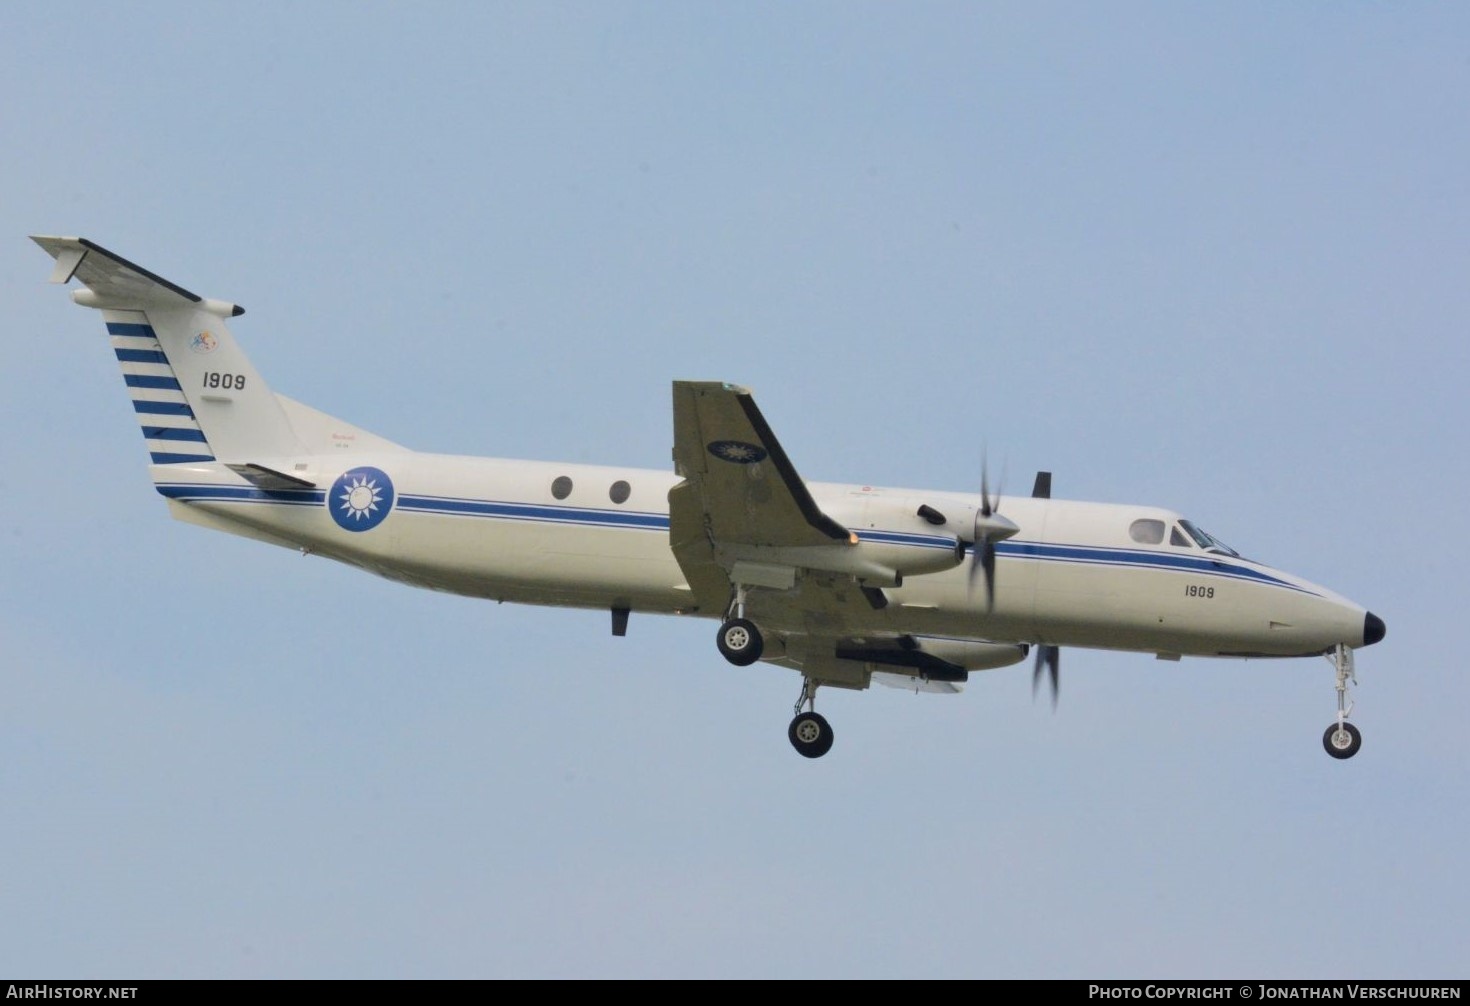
1170,525,1191,547
1179,519,1241,557
1129,518,1165,545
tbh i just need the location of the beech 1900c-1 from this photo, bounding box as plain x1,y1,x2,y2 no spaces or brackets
32,236,1385,759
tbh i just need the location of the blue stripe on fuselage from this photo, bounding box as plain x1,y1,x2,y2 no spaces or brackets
398,494,668,530
857,528,957,549
155,483,1315,595
996,540,1307,593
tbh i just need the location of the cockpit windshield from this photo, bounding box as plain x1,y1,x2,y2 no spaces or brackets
1178,519,1240,558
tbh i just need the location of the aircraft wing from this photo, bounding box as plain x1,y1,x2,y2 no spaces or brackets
671,381,849,547
668,381,853,616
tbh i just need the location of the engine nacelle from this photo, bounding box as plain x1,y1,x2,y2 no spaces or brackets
849,534,966,583
912,637,1029,671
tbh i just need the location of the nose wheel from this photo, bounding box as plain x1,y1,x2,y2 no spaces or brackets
788,678,834,758
1322,643,1362,760
1323,721,1362,759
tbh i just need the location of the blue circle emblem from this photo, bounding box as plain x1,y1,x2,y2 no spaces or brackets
707,440,768,464
329,466,395,532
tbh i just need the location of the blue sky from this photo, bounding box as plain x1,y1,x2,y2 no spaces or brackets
1,3,1465,978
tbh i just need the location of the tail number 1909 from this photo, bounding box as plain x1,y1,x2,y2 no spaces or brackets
202,372,246,390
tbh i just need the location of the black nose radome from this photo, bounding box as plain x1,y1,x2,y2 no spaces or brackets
1363,612,1386,647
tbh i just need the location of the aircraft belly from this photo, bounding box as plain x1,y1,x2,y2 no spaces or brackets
175,496,329,550
179,496,691,612
165,498,308,551
389,512,688,609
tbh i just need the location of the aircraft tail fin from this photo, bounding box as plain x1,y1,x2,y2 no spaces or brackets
34,236,315,466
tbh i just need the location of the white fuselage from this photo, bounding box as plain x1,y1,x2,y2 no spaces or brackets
155,452,1370,661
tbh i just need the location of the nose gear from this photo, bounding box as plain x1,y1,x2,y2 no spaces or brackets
1322,643,1362,759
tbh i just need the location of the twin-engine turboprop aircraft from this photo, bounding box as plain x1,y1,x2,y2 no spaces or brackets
33,236,1385,760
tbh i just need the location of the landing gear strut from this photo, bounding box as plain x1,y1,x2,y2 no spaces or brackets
788,678,833,759
1322,643,1362,760
716,583,764,666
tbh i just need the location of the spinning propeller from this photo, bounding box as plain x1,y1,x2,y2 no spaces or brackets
1033,643,1060,708
1029,471,1059,708
966,461,1019,612
919,468,1064,706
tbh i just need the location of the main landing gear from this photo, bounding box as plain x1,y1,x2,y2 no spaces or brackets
789,678,833,759
716,583,764,666
715,585,833,759
1322,643,1362,760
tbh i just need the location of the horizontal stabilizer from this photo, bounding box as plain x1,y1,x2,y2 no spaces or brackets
32,236,241,314
227,463,317,491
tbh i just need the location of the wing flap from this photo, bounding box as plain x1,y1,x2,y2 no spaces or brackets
667,479,735,615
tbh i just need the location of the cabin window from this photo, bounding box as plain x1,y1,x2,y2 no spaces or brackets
609,480,630,505
551,476,573,500
1170,525,1191,547
1129,519,1165,545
